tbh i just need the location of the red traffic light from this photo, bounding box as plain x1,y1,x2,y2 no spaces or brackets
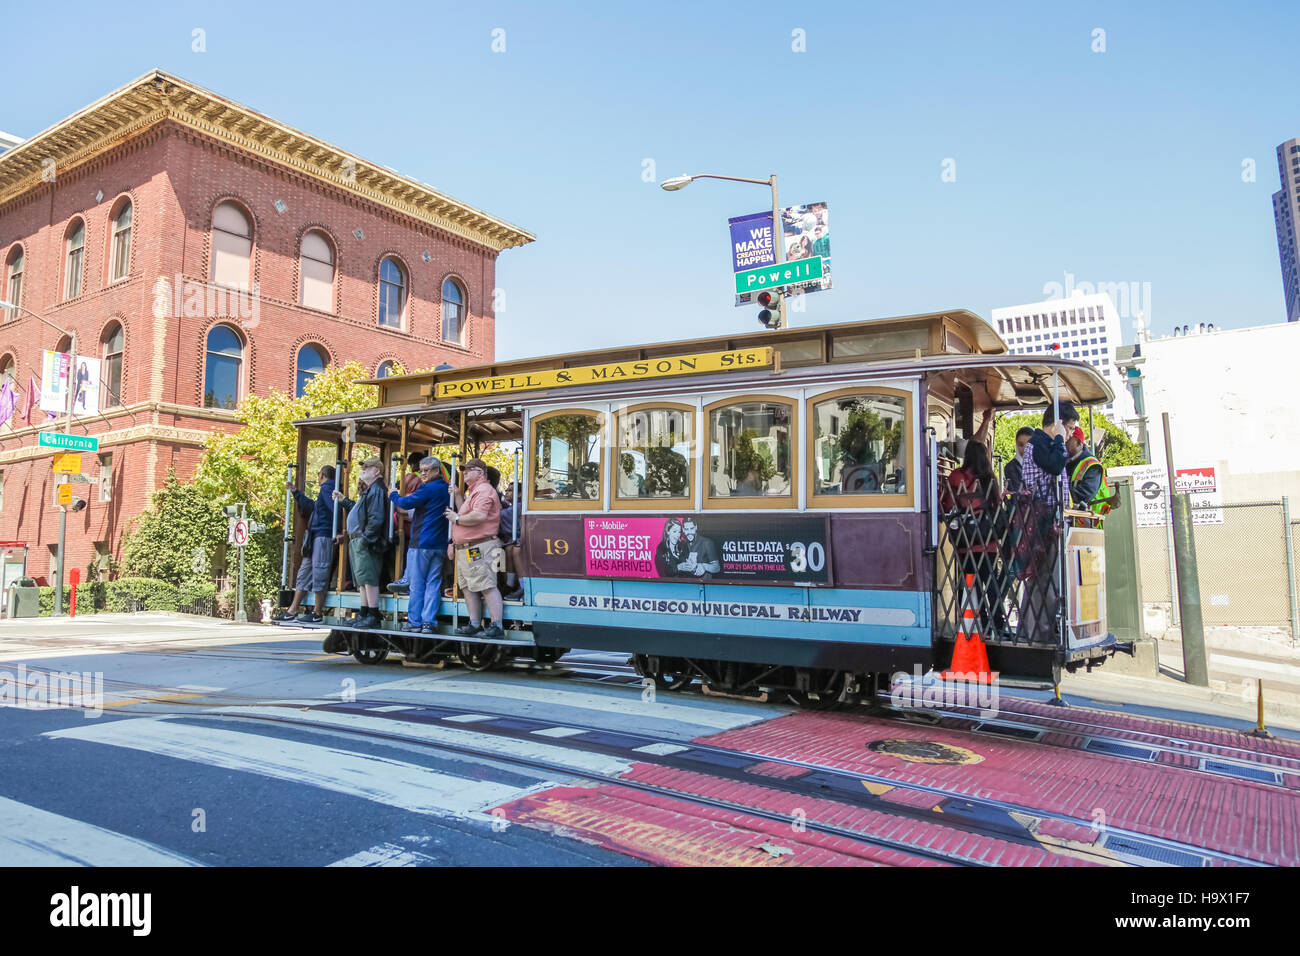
757,291,776,308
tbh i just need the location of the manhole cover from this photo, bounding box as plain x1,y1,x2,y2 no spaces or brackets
867,739,983,765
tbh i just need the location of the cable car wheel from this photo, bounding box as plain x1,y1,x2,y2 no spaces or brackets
632,654,694,691
459,642,504,672
351,642,390,665
787,669,848,710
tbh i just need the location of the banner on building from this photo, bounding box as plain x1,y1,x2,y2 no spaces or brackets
40,351,70,414
582,514,831,583
732,202,831,305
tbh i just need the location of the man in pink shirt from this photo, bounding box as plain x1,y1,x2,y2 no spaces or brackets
445,458,505,638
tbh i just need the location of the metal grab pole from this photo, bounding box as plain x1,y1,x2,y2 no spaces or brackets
511,449,520,543
236,502,247,623
280,464,295,594
332,454,344,616
450,454,460,632
1052,371,1067,651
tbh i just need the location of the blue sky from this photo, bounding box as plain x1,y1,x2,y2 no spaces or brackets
3,0,1296,360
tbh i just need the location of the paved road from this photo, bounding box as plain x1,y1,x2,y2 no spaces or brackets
3,614,1298,867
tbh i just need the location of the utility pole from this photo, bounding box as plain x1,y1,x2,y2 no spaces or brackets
1163,412,1208,686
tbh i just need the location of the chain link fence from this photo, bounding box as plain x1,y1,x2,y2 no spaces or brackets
1135,500,1299,629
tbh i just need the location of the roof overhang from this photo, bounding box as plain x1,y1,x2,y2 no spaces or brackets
0,70,535,252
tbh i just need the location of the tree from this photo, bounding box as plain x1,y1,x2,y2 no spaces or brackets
194,360,380,514
993,409,1144,469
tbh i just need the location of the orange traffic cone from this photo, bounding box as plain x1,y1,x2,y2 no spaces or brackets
943,573,993,683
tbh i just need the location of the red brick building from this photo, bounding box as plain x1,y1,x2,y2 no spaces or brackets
0,70,533,586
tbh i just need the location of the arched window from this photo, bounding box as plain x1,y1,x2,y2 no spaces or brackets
378,258,406,328
204,324,243,409
3,246,22,320
377,360,397,378
55,334,72,354
210,201,252,289
64,220,85,300
441,278,464,342
109,200,133,281
296,344,326,397
299,230,335,311
101,322,124,408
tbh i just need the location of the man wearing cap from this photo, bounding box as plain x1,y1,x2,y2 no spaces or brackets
445,458,505,640
332,457,389,630
1014,402,1074,642
1065,425,1104,511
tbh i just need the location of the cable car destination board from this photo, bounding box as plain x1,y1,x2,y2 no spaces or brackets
433,347,773,400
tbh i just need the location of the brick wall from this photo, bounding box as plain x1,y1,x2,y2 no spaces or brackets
0,122,505,583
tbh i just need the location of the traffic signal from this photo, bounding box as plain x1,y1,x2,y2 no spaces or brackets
757,289,784,329
67,496,87,513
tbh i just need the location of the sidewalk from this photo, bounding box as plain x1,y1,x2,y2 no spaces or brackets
1061,625,1300,733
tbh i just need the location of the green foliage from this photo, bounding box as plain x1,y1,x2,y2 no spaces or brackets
836,403,903,466
644,446,689,496
193,360,379,514
38,577,183,616
122,472,229,586
729,428,777,484
993,410,1145,470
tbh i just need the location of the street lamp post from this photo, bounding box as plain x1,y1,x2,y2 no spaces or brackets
660,173,787,328
2,299,80,615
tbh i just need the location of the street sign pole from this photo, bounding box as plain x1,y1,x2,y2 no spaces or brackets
768,174,784,328
1163,412,1207,686
55,504,66,617
235,502,247,623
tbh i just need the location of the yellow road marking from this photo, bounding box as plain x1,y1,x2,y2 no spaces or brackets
103,692,205,709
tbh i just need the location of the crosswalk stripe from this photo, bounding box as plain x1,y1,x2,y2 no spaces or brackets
369,705,413,713
532,727,586,738
199,705,634,776
328,842,437,866
442,714,493,723
0,794,201,867
633,743,688,755
359,676,765,730
46,718,539,821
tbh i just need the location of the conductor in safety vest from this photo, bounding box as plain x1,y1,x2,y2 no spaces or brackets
1065,425,1104,511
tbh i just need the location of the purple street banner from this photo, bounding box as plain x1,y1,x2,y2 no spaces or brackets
729,211,776,274
583,514,831,583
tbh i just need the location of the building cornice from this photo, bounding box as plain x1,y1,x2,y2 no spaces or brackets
0,70,535,253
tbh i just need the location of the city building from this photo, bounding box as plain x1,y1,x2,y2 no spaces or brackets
1272,137,1300,323
1116,321,1300,501
989,291,1135,425
0,70,533,587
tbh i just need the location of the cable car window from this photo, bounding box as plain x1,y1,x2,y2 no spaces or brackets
532,411,603,506
809,388,911,503
706,400,793,500
615,405,693,502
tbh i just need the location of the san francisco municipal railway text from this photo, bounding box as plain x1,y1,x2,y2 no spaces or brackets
566,595,863,622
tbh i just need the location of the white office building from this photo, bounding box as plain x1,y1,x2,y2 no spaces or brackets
990,291,1134,426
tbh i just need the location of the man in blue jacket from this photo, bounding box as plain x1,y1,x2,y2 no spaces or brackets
390,456,450,633
275,465,336,623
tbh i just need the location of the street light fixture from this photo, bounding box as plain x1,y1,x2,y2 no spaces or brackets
659,171,788,328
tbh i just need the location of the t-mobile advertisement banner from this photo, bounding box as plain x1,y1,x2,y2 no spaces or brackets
583,514,831,583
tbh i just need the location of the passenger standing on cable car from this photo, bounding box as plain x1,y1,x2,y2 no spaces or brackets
445,458,506,640
333,458,389,629
945,440,1002,631
1014,403,1073,641
388,450,427,596
390,457,449,634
